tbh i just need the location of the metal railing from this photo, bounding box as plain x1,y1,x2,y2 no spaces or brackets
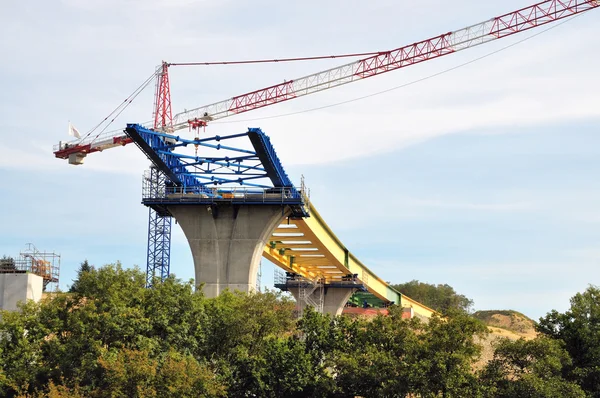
153,186,303,203
143,173,305,202
142,169,310,218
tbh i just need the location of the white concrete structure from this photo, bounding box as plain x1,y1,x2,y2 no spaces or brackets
170,204,288,298
289,287,356,316
0,273,44,311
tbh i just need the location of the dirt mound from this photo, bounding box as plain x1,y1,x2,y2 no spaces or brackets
473,310,537,338
472,311,537,370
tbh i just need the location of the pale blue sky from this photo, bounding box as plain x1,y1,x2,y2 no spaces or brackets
1,0,599,319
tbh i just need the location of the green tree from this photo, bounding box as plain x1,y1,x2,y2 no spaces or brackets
97,347,158,397
411,312,488,397
332,306,420,397
537,285,600,397
155,349,226,398
202,290,303,397
301,306,486,398
68,260,93,293
479,336,586,397
0,263,220,396
0,300,48,396
232,337,323,398
202,290,295,361
0,262,522,397
391,280,473,314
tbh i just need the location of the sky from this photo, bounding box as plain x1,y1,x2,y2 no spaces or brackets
1,0,599,320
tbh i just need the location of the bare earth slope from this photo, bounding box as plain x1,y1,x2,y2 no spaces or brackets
473,310,538,368
473,310,537,337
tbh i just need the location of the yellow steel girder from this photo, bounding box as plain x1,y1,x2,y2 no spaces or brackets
263,204,435,319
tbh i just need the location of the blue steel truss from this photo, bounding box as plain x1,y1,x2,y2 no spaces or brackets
125,123,296,192
125,123,309,286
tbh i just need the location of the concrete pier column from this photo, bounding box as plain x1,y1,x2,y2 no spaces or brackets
322,288,355,316
168,204,288,298
289,287,356,316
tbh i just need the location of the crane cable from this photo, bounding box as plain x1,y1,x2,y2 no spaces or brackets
168,51,386,66
74,53,386,143
78,70,157,144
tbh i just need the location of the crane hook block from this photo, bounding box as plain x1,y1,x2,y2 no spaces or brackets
188,118,208,130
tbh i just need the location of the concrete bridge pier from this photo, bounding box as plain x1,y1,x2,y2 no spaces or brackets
168,204,289,298
288,287,356,316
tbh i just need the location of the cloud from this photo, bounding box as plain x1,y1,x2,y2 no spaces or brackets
397,197,532,212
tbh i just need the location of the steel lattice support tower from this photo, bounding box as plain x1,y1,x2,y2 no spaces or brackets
146,62,174,286
145,166,172,287
146,208,172,287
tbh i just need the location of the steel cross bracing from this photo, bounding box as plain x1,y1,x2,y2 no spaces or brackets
52,0,599,161
146,209,171,287
127,124,296,191
145,166,172,287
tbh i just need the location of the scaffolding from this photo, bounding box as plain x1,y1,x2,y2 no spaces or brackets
297,277,324,317
274,269,324,317
0,243,61,292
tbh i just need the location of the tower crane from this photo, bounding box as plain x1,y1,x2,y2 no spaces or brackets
53,0,599,283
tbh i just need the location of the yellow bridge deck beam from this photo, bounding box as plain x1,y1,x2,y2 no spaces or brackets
263,204,435,319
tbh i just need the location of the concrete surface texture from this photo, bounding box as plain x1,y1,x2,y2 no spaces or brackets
0,273,43,311
290,287,356,316
169,204,289,298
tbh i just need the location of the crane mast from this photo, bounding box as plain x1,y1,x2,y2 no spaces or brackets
54,0,599,163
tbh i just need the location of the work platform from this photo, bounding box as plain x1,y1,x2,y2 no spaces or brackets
142,185,308,219
274,270,365,316
274,271,367,293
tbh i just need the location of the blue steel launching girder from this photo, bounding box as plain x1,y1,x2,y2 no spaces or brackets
124,123,309,285
246,128,293,188
125,123,300,191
